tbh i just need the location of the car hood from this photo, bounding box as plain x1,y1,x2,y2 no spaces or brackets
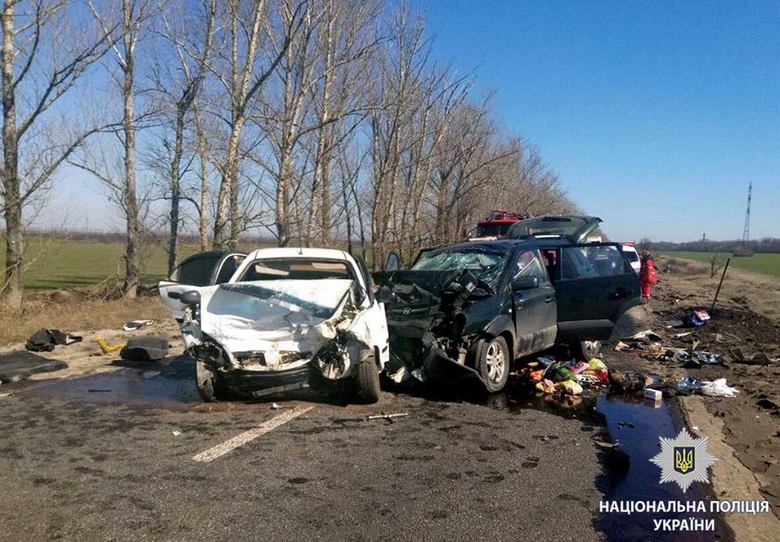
199,279,354,358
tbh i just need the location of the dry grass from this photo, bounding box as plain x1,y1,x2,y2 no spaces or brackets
0,291,170,346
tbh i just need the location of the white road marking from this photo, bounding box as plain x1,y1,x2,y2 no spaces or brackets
192,405,313,463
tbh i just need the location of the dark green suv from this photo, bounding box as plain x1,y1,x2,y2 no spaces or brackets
375,216,641,393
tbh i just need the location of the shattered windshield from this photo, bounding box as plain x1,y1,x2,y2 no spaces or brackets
412,248,507,290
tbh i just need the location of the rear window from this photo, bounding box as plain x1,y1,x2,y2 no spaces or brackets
171,256,221,286
561,245,627,280
240,259,353,282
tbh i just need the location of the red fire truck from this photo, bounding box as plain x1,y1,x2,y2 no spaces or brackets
474,209,529,238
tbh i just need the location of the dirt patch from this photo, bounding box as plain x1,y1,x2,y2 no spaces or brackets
603,259,780,518
0,291,170,346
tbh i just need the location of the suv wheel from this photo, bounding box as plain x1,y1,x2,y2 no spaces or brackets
477,336,510,393
573,340,601,360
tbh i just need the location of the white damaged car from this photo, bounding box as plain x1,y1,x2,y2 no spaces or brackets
159,248,390,403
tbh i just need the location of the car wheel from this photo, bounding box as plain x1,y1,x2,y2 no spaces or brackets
356,351,381,404
195,360,225,402
477,336,510,393
573,340,601,360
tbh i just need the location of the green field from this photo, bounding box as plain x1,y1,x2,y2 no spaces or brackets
660,251,780,279
0,237,200,290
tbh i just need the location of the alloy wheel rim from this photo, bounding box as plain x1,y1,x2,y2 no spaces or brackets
485,342,505,383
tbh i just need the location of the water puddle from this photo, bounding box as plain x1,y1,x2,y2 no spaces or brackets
498,388,730,541
19,357,201,410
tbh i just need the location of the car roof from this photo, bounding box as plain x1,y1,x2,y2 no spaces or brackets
244,247,353,261
433,237,574,254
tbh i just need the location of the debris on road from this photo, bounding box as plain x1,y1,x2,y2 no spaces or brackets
119,335,169,361
701,378,739,398
367,412,409,421
25,329,82,352
123,320,155,331
643,388,662,401
0,351,67,383
676,376,702,395
95,338,126,354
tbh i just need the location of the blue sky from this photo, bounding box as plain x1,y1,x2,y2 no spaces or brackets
39,1,779,243
418,0,780,242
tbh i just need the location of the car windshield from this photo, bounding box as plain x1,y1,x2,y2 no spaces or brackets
624,250,639,262
412,248,506,290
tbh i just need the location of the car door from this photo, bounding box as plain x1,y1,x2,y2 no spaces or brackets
553,243,640,340
511,249,557,356
158,252,244,320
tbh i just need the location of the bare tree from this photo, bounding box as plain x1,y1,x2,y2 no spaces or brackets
208,0,306,249
85,0,157,298
153,0,216,275
1,0,115,307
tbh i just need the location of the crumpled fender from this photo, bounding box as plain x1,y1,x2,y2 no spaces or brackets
423,346,485,389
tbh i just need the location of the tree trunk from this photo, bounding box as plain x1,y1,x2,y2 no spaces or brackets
167,107,185,276
194,103,210,251
214,116,243,248
122,0,139,299
1,1,22,308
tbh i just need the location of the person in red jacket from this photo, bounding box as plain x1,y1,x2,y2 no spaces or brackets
639,249,657,302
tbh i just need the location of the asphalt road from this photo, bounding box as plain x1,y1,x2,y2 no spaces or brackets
0,358,605,541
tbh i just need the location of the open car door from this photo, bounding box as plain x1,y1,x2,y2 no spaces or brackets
158,252,246,320
552,243,640,341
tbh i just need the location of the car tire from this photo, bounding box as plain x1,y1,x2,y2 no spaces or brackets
573,340,601,360
477,336,510,393
195,360,226,402
356,352,381,404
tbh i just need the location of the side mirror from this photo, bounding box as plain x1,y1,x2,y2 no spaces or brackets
384,251,400,272
179,290,201,306
512,276,539,290
376,286,395,304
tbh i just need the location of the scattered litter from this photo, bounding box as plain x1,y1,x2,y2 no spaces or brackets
367,412,408,421
643,388,662,401
120,335,169,361
701,379,739,398
123,320,155,331
676,377,702,395
728,347,777,366
271,402,282,410
681,310,711,328
25,329,82,352
593,439,615,449
674,332,694,339
644,397,663,408
0,392,11,398
172,430,182,436
685,350,721,368
610,370,651,392
626,330,663,342
614,341,631,352
95,338,126,354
